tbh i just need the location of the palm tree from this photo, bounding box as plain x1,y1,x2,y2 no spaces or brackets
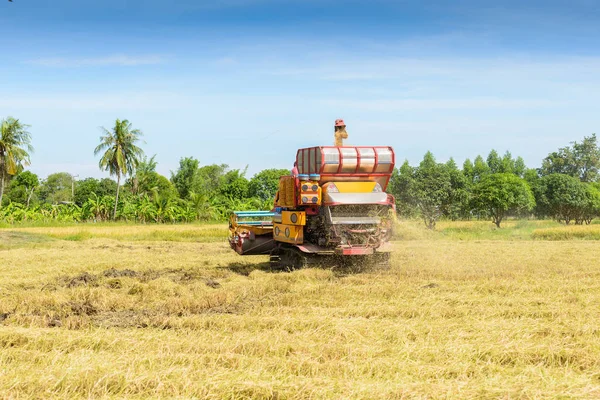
0,117,33,208
94,119,144,220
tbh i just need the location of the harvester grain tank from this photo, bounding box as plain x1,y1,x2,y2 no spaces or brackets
229,122,396,269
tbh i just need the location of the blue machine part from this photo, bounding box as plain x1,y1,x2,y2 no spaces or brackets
233,211,275,226
233,211,275,217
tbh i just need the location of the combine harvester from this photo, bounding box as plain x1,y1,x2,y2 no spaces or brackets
228,120,396,269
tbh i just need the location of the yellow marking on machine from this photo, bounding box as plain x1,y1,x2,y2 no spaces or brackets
282,211,306,226
323,181,377,193
273,223,304,245
299,180,322,205
276,176,296,207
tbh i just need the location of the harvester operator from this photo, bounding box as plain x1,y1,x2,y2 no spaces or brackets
334,119,348,147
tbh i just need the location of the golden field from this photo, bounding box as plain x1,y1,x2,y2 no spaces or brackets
1,221,600,399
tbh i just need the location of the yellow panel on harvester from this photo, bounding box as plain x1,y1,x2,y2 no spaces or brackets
299,180,322,205
282,211,306,226
273,223,304,245
276,180,284,207
324,181,376,193
285,178,296,206
277,176,296,207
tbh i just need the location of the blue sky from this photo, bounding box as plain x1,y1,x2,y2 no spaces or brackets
1,0,599,179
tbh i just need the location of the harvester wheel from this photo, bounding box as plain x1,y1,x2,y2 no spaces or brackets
280,247,308,270
269,248,282,270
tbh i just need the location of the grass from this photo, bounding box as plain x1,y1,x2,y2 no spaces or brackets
532,224,600,240
1,222,600,398
9,223,229,243
0,230,55,249
394,218,565,241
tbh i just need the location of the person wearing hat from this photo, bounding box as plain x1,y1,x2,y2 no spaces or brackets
334,119,348,146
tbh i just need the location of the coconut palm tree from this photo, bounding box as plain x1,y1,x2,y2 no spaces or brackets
94,119,144,220
0,117,33,208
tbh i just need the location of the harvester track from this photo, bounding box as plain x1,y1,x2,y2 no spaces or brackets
270,245,390,271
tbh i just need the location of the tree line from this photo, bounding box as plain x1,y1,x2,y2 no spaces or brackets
388,134,600,228
0,115,598,227
0,117,287,223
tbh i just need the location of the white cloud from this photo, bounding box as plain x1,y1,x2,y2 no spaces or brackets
27,54,165,68
265,55,600,85
0,92,190,111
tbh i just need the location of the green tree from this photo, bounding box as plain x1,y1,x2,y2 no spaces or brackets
388,161,418,218
0,117,33,207
500,151,515,174
171,157,200,199
74,178,100,206
153,175,178,199
98,178,118,197
514,156,526,177
473,155,490,182
248,168,289,202
94,119,144,219
523,168,539,185
198,163,229,196
82,193,113,221
38,172,73,205
486,150,502,174
171,159,234,200
74,177,117,206
572,134,600,182
127,155,176,199
534,174,591,224
444,158,471,220
580,183,600,224
412,152,452,229
540,134,600,182
462,159,474,183
472,173,534,228
189,192,218,221
218,168,249,199
6,171,39,207
130,155,158,196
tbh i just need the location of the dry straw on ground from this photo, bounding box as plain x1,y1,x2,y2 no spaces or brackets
1,222,600,398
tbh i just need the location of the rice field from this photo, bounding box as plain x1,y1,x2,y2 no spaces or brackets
1,221,600,398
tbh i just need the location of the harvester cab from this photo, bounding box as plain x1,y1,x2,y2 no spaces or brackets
228,122,396,269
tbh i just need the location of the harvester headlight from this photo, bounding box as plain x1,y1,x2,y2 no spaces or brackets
325,183,339,193
372,183,383,193
312,197,318,203
311,184,318,192
302,196,309,203
302,184,309,191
